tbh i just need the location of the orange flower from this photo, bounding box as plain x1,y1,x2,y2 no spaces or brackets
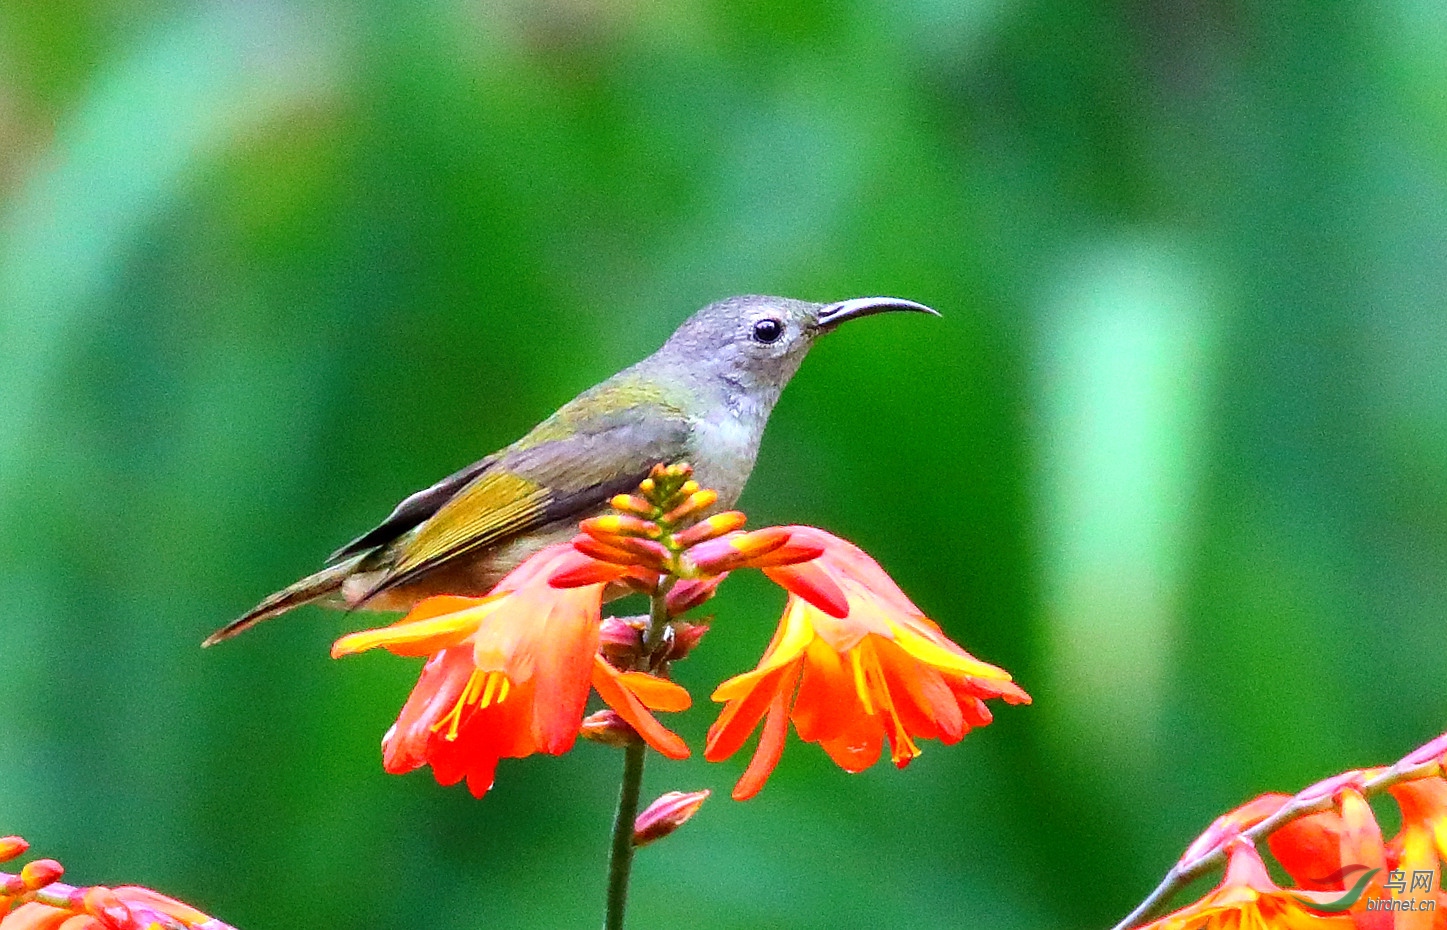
333,544,690,797
1383,778,1447,930
1268,789,1390,930
705,527,1029,800
1270,791,1386,887
0,884,231,930
1141,840,1355,930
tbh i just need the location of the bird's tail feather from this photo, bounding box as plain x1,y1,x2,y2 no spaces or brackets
203,557,362,647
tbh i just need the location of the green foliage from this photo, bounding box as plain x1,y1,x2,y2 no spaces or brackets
3,1,1447,927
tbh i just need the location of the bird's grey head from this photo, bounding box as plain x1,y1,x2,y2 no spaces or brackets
657,294,939,400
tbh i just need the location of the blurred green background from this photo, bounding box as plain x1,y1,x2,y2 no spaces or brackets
4,1,1447,927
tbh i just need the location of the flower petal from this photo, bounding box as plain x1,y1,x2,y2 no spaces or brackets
706,664,794,763
331,595,499,658
763,563,849,618
614,670,691,712
591,658,689,759
732,675,796,801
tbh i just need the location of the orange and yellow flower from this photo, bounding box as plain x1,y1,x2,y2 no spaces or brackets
332,544,690,797
1,887,230,930
1141,840,1354,930
704,527,1029,800
1,841,234,930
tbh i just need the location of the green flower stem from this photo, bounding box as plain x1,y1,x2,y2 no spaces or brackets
603,738,646,930
1111,756,1444,930
603,580,675,930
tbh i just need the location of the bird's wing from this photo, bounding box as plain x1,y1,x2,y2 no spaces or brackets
327,455,497,564
358,388,693,601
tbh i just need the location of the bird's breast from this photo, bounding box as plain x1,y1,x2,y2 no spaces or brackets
687,407,768,509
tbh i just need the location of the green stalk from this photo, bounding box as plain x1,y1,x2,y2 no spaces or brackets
603,581,674,929
603,739,647,930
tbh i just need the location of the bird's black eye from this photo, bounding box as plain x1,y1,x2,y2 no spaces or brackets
753,318,784,344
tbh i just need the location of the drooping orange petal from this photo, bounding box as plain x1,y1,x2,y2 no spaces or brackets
591,658,689,760
852,640,920,768
873,635,963,744
614,670,691,712
789,638,857,744
705,663,794,763
382,646,477,774
732,674,796,801
528,621,603,754
816,709,883,773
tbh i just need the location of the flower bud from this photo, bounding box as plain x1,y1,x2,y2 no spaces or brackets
573,536,668,571
761,562,850,618
600,617,645,662
672,512,748,549
83,886,133,928
1295,770,1367,804
0,836,29,863
661,489,718,526
1403,732,1447,768
21,859,64,890
610,494,657,518
665,576,726,616
1179,793,1290,866
687,530,781,574
633,790,710,848
581,514,661,541
580,709,638,747
665,621,710,661
549,558,627,588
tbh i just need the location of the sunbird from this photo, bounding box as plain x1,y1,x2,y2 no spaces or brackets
205,295,938,646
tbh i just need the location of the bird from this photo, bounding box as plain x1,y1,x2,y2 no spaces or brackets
203,295,938,646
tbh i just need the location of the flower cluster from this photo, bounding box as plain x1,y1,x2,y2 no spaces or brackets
1123,732,1447,930
0,837,233,930
334,463,1030,803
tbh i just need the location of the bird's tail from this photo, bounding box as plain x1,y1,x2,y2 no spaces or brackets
203,556,363,647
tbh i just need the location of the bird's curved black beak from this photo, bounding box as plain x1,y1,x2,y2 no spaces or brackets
814,297,940,331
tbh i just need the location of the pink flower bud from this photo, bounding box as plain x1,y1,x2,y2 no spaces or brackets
580,709,638,747
83,886,133,928
573,536,668,571
666,621,710,661
21,859,64,890
632,790,710,848
1403,732,1447,767
688,529,791,574
672,512,748,549
1179,793,1290,866
1295,769,1366,804
0,836,29,863
599,617,645,662
665,576,727,616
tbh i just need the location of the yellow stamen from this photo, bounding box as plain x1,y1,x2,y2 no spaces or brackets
859,644,921,765
432,670,482,741
430,670,512,741
850,649,875,716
